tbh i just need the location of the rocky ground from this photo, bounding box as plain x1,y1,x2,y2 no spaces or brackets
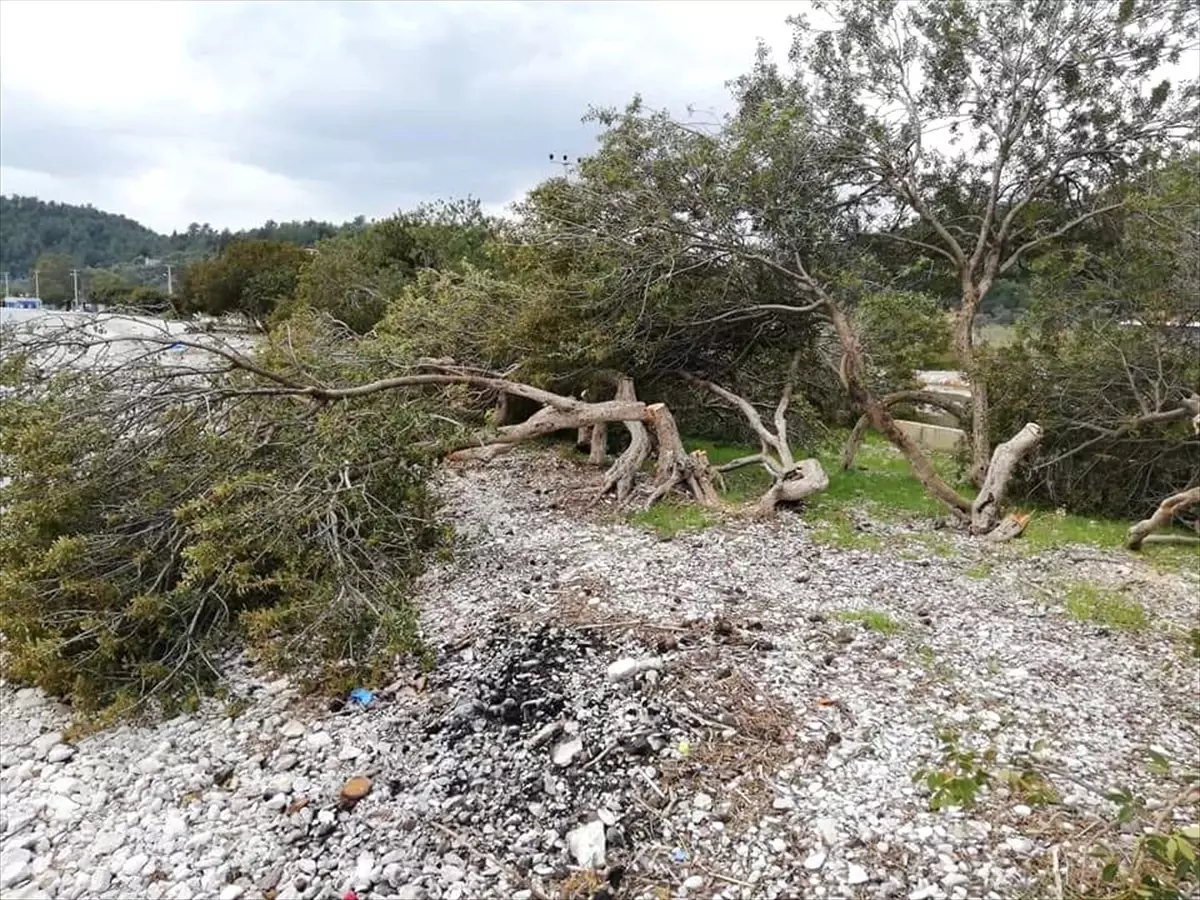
2,449,1198,900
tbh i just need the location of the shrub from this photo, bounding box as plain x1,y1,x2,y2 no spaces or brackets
0,327,447,719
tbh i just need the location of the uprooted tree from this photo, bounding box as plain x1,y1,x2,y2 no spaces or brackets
513,0,1198,533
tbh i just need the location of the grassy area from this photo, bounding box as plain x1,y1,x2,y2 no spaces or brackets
628,501,718,538
681,432,1200,573
1062,583,1149,630
834,609,903,634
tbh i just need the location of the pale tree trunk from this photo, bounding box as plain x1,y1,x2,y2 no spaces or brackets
495,391,514,426
954,293,991,487
449,399,647,462
969,423,1043,533
594,377,651,505
755,459,829,517
684,349,830,515
588,422,608,465
576,425,592,454
1126,487,1200,551
645,403,721,507
827,305,973,518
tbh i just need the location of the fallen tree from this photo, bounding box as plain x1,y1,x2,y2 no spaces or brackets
1126,486,1200,550
684,349,830,516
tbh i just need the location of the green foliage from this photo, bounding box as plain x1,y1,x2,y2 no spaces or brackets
180,240,311,321
833,609,901,634
628,502,718,538
0,327,446,718
281,200,497,335
854,290,952,389
0,194,367,278
32,251,75,305
983,158,1200,520
1086,755,1200,900
1,195,164,274
914,729,996,811
1063,584,1149,630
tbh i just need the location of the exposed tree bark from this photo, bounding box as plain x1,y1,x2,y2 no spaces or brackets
985,512,1032,543
588,422,608,465
953,298,992,488
969,423,1044,533
594,377,651,505
576,425,592,454
755,458,829,518
449,398,647,462
1126,486,1200,551
683,349,831,515
645,403,721,507
842,390,970,470
826,304,973,517
495,391,514,426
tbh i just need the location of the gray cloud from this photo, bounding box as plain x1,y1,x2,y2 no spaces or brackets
0,0,792,230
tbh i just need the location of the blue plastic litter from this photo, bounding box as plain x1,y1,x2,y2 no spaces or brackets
348,688,375,707
671,848,689,863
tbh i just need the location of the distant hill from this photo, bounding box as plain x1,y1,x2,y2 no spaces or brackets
1,196,168,274
0,194,362,276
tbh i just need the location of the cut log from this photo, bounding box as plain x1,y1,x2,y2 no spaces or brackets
449,399,647,462
645,403,721,507
588,422,608,465
594,377,651,504
755,458,829,517
969,423,1044,534
1126,486,1200,551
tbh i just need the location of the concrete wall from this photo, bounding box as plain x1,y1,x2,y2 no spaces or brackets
894,419,967,454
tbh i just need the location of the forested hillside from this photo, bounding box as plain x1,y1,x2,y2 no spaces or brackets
0,194,358,275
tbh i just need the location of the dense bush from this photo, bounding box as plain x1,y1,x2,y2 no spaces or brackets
0,325,448,719
983,335,1200,520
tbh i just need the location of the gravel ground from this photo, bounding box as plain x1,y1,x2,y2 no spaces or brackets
2,449,1198,900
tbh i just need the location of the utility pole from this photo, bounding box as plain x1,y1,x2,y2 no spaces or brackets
33,270,40,300
3,272,8,297
70,269,80,310
166,263,174,296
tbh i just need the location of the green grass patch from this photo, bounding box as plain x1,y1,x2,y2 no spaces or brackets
834,608,903,634
1063,583,1148,630
682,433,1199,576
628,501,718,538
965,562,993,579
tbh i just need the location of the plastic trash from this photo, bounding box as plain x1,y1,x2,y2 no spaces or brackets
348,688,375,707
671,847,689,863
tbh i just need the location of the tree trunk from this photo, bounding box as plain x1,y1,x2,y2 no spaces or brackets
576,425,591,454
756,458,829,517
449,399,647,462
953,298,990,487
645,403,721,507
495,391,514,426
828,305,973,517
969,423,1043,533
1126,486,1200,550
841,390,970,470
594,377,651,504
588,422,608,465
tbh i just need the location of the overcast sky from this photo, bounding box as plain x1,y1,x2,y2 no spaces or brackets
0,0,797,233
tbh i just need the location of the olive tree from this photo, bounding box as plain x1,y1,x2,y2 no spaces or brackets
783,0,1199,482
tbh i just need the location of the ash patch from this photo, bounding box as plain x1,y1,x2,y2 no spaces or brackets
406,619,687,874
